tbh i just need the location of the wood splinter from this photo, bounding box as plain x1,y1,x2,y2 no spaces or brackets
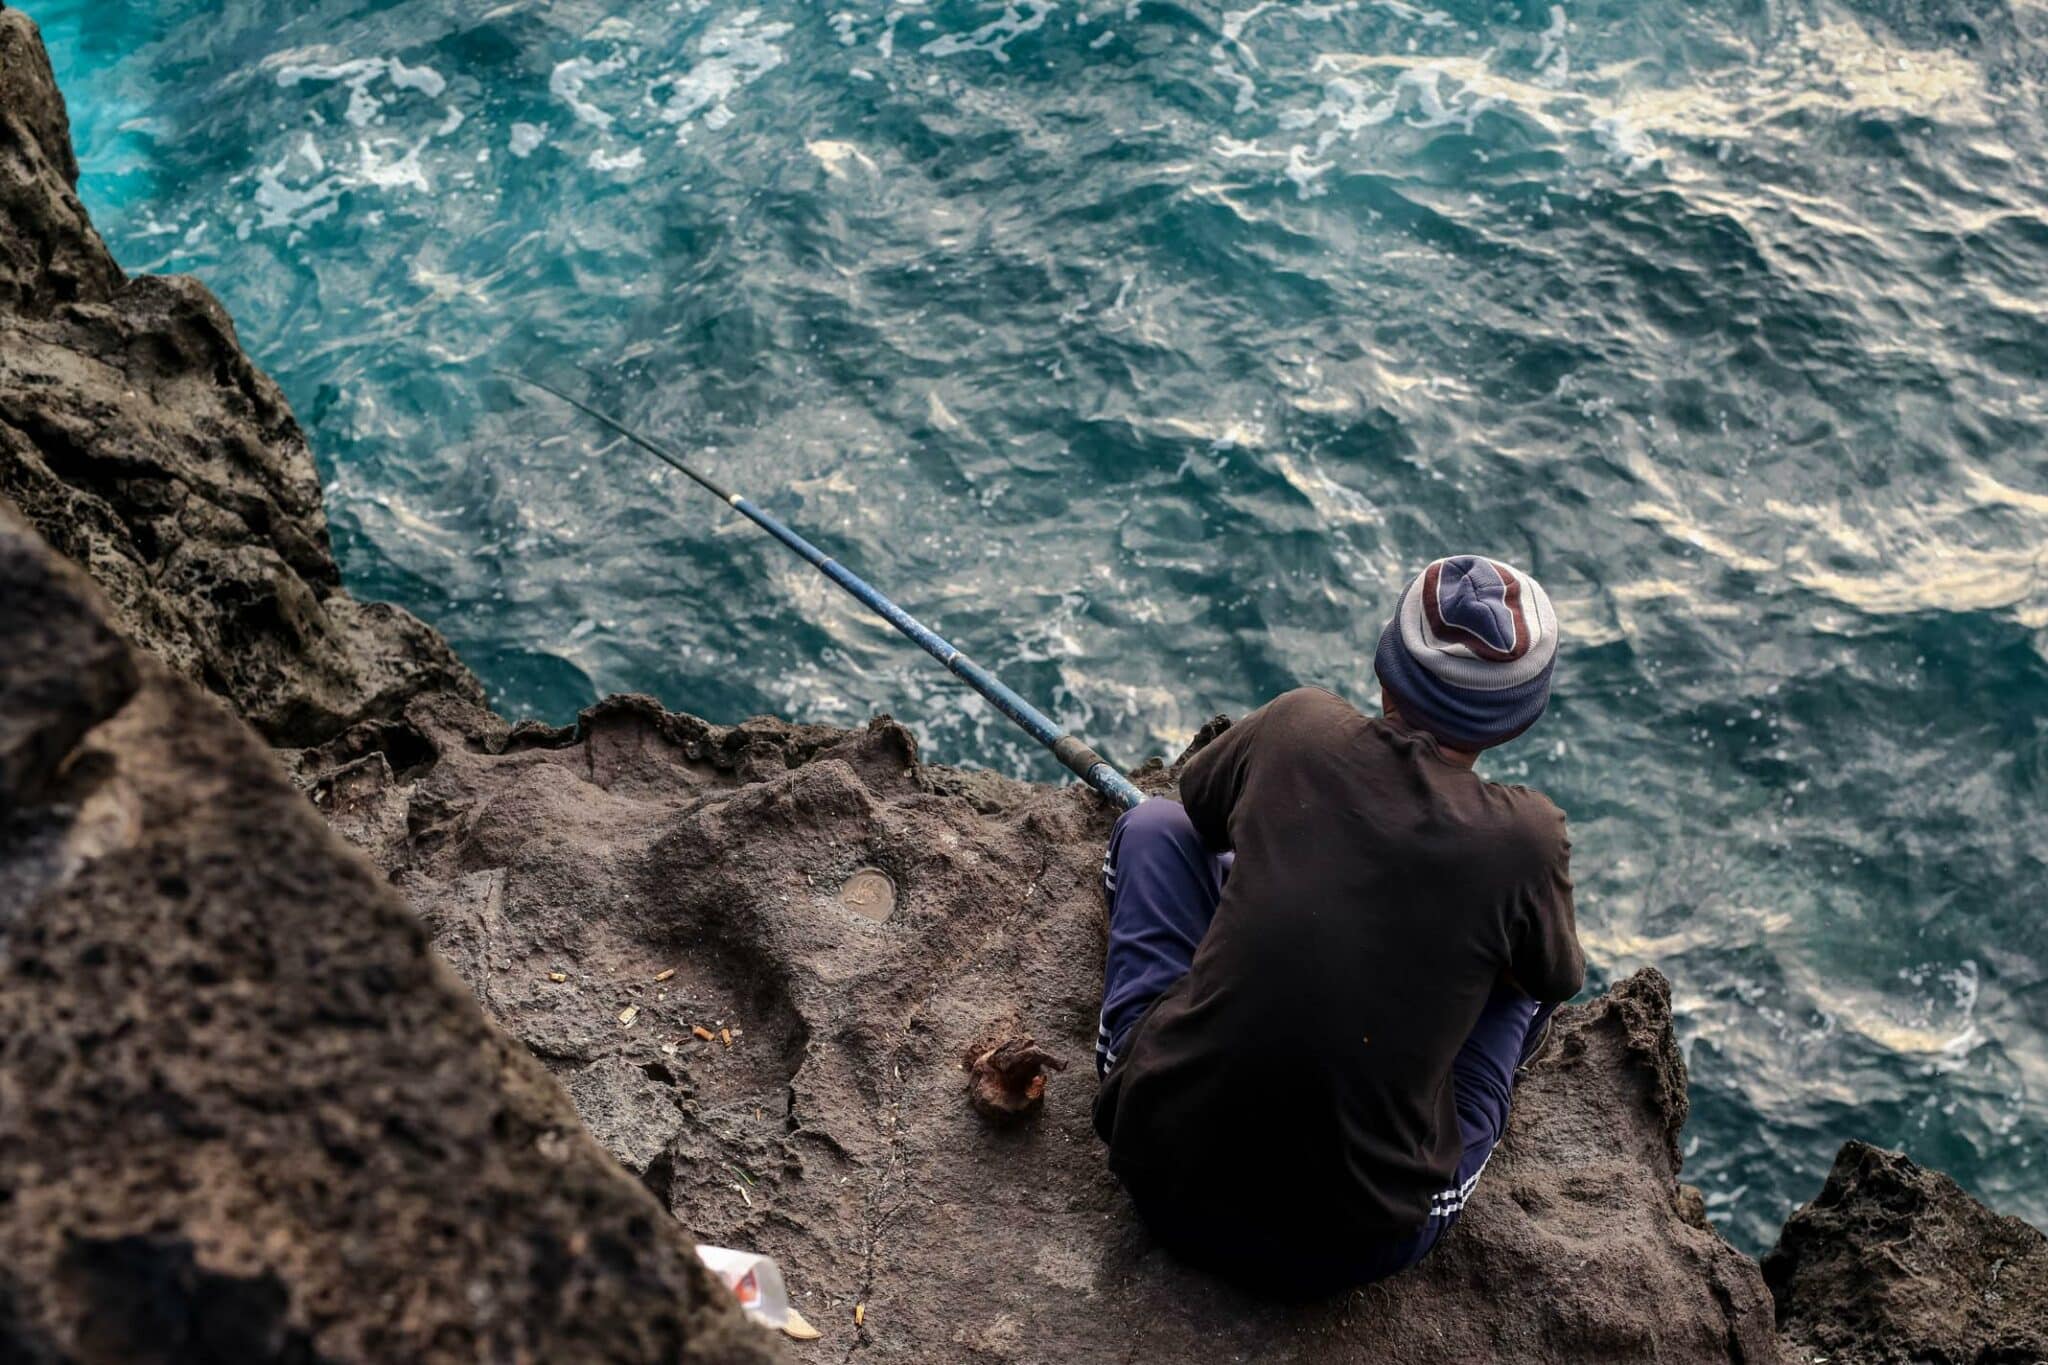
961,1029,1068,1123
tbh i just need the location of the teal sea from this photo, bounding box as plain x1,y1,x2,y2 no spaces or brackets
28,0,2048,1253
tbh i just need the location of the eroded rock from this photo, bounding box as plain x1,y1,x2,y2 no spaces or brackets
0,501,780,1364
1766,1140,2048,1365
6,3,2045,1361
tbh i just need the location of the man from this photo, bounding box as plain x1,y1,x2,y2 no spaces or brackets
1092,554,1584,1297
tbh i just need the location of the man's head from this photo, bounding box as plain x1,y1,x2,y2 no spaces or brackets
1373,555,1558,751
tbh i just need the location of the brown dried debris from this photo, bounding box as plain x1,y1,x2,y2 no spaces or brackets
960,1026,1069,1123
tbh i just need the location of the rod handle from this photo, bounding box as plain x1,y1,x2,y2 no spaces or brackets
1053,737,1146,810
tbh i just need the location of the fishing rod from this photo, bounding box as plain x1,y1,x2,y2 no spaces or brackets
501,371,1146,811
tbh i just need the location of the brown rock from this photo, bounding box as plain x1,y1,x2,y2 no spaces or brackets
8,5,2039,1362
0,10,120,313
1765,1140,2048,1365
0,497,135,806
0,500,780,1364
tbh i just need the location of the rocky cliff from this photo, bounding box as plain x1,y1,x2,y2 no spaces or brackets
0,9,480,747
0,504,779,1365
2,6,2042,1363
1,9,769,1362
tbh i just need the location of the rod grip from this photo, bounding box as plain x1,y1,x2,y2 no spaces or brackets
1050,734,1106,778
1051,739,1144,809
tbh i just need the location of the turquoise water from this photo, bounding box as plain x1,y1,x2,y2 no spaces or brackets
28,0,2048,1254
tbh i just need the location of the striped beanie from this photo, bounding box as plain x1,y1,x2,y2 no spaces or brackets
1372,555,1559,749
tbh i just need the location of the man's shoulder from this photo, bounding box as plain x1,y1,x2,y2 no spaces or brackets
1206,688,1363,771
1480,780,1570,858
1269,684,1363,723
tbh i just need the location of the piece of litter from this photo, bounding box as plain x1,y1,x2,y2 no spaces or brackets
854,1302,866,1328
692,1025,715,1042
547,971,567,983
696,1245,815,1339
654,967,676,982
720,1027,733,1047
618,1005,640,1027
661,1042,679,1055
732,1181,752,1206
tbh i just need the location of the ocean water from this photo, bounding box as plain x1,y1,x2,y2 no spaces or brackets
27,0,2048,1254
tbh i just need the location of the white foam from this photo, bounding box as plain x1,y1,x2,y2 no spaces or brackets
1313,75,1399,140
294,130,326,176
921,0,1055,64
355,136,431,192
1211,54,1258,113
1221,0,1275,48
588,145,647,173
253,160,340,231
1212,135,1282,159
251,132,340,231
1534,4,1569,87
1395,67,1494,129
551,55,628,129
509,122,548,158
387,58,447,99
276,57,386,87
1207,2,1271,112
1592,111,1656,174
654,11,793,135
275,56,449,130
1283,143,1333,199
808,139,879,177
1371,0,1454,24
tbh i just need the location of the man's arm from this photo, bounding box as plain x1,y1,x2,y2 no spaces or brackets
1176,696,1281,854
1507,807,1586,1004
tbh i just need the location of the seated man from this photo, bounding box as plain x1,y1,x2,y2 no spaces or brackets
1092,555,1584,1297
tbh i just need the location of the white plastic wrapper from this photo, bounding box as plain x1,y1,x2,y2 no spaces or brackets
695,1244,821,1340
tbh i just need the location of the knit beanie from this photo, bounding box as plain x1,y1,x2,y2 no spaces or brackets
1372,555,1559,750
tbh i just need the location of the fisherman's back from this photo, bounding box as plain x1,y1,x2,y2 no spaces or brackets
1093,684,1581,1285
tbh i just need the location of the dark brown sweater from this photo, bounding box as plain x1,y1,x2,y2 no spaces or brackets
1094,686,1584,1245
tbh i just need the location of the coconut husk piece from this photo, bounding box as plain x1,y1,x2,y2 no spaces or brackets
961,1027,1068,1122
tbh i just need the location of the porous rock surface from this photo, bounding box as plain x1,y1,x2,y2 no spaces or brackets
0,504,780,1365
1766,1141,2048,1365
